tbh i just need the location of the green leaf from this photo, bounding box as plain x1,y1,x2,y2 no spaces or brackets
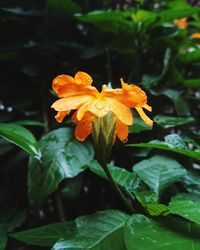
134,191,159,206
0,224,7,250
132,10,157,28
133,155,186,195
14,120,44,127
169,198,200,225
128,134,200,161
52,210,129,250
154,115,195,128
158,7,200,23
178,49,200,63
129,116,152,133
0,123,41,159
1,7,42,16
46,0,81,15
89,160,139,192
152,88,190,116
28,128,94,206
146,204,169,216
11,222,74,246
181,170,200,195
162,48,172,77
124,214,200,250
76,11,133,34
171,193,200,202
134,191,169,216
166,0,190,9
183,79,200,89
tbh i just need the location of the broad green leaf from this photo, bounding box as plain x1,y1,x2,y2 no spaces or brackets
134,191,169,216
128,134,200,161
124,214,200,250
28,128,94,206
169,198,200,225
0,224,7,250
183,79,200,89
52,210,129,250
76,11,133,34
0,123,41,159
11,222,74,246
89,160,139,192
129,116,152,133
46,0,81,15
181,170,200,195
154,115,194,128
146,204,169,216
158,7,200,23
132,10,157,27
171,193,200,202
133,155,186,195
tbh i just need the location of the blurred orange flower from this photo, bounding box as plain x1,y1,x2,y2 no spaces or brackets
191,32,200,39
174,18,188,29
51,71,152,142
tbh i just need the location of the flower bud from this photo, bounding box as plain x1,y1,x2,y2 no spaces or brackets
92,112,116,164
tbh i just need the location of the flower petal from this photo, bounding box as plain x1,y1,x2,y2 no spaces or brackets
174,18,188,29
74,112,94,141
191,32,200,39
103,81,147,108
116,119,129,142
75,71,93,85
107,98,133,125
58,85,98,98
135,107,153,126
55,111,70,123
52,75,74,94
143,103,152,112
51,95,92,111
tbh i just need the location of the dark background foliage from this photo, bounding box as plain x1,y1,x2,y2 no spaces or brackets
0,0,200,249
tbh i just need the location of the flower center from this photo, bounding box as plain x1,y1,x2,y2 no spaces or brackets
95,102,105,110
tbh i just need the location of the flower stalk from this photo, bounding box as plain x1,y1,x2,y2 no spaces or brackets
101,160,134,213
92,112,134,213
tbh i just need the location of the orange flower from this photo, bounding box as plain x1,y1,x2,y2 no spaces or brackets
191,32,200,39
51,71,152,142
174,18,188,29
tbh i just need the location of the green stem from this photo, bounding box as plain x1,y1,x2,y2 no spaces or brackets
101,161,134,214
